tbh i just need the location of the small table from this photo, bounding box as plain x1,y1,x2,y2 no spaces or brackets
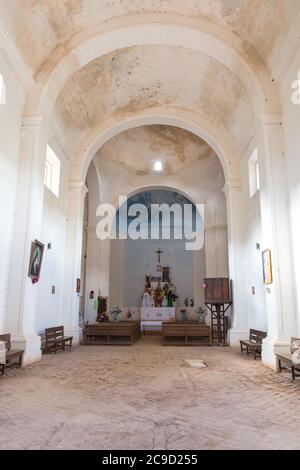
140,307,176,334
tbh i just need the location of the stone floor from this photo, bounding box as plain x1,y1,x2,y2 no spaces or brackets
1,336,300,450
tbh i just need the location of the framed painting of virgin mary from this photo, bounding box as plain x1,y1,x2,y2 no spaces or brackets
28,239,44,281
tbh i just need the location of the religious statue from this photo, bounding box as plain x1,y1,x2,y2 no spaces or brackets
141,249,178,310
96,295,109,322
154,286,163,307
163,282,169,297
168,283,178,306
167,289,174,307
162,267,170,283
142,288,152,307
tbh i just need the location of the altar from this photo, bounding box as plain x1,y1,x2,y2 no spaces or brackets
140,249,177,333
140,307,175,333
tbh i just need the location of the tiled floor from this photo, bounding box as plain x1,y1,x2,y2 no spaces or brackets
1,336,300,450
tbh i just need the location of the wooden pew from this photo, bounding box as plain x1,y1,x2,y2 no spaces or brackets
276,337,300,380
240,329,267,359
42,326,73,354
83,321,141,345
0,334,24,375
162,322,210,346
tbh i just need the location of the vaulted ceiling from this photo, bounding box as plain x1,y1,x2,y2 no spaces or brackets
1,0,299,168
1,0,299,74
53,44,252,154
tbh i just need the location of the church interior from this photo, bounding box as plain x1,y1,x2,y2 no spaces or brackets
1,0,300,451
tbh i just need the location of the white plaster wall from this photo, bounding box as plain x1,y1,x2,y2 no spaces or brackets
84,162,102,323
0,52,25,332
36,141,69,334
280,46,300,334
243,194,266,331
240,142,266,332
117,238,195,308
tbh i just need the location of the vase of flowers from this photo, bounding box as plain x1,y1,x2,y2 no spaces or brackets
111,306,122,322
180,308,188,321
195,306,207,324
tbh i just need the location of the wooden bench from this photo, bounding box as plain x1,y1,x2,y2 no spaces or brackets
162,322,210,346
276,337,300,381
42,326,73,354
240,329,267,359
83,321,141,345
0,334,24,376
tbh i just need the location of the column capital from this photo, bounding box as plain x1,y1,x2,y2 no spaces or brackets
223,179,243,195
258,114,282,127
21,115,44,129
68,181,88,196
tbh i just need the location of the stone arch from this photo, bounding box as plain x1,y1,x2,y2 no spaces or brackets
72,108,238,185
107,184,208,309
24,21,279,120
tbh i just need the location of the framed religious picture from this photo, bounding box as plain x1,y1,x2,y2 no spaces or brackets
262,249,273,285
28,239,44,282
162,266,170,283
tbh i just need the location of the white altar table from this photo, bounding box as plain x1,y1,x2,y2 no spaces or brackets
140,307,175,333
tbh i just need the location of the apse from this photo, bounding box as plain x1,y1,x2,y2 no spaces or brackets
110,189,204,310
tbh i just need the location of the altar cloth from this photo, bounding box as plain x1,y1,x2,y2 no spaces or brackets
140,307,175,321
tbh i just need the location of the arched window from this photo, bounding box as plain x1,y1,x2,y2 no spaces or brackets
0,73,6,104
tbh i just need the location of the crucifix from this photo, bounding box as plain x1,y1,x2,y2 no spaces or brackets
155,248,164,264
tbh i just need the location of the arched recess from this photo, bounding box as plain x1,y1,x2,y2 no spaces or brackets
106,185,207,313
71,108,239,185
79,111,246,343
24,21,279,120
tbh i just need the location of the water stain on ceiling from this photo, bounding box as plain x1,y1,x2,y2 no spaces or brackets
95,124,216,176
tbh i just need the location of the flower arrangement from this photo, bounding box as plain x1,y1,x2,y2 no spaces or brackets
195,306,207,324
111,305,122,322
